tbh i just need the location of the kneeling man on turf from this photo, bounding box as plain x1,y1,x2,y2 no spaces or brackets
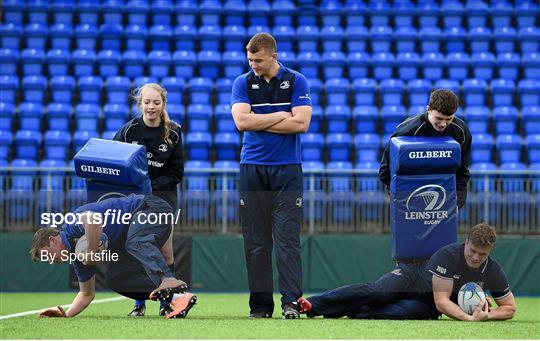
297,224,516,321
29,193,196,319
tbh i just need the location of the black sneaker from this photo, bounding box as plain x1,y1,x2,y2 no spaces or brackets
159,304,173,317
248,311,272,318
282,302,300,319
128,305,146,316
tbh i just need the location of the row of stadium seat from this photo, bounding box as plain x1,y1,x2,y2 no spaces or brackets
2,23,539,54
3,0,538,30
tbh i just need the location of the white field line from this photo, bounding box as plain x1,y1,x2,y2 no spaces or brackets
0,296,127,320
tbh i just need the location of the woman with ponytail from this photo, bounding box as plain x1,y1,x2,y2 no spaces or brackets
113,83,184,317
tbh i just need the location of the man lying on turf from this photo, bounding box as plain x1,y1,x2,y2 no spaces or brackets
297,223,516,321
29,193,197,319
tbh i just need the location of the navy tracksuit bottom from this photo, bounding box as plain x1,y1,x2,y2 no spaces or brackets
307,263,440,320
240,164,303,314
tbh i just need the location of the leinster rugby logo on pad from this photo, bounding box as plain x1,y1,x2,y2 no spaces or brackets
405,185,448,225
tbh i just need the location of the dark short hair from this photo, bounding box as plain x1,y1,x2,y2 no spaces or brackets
428,89,460,116
246,33,277,54
29,227,59,261
467,223,497,248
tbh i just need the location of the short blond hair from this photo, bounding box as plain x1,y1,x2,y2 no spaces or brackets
246,33,277,54
29,227,59,261
467,223,497,248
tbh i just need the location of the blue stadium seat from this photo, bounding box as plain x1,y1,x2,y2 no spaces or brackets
0,130,12,159
43,131,71,161
497,134,523,163
417,1,439,28
421,52,445,81
213,184,239,222
328,161,355,223
151,0,173,26
353,106,378,134
494,106,518,135
491,79,515,107
470,162,497,192
295,26,319,53
248,0,270,26
198,50,221,80
345,26,368,53
518,79,540,106
66,160,87,210
515,1,538,28
370,26,393,53
381,105,407,134
321,26,344,53
370,1,391,26
125,24,148,51
445,26,466,53
522,53,540,80
395,27,417,54
122,50,146,79
222,25,246,52
100,23,123,51
307,78,321,105
25,23,48,50
37,159,67,221
50,23,72,50
272,25,295,52
372,52,395,81
198,0,221,26
214,132,240,161
149,25,172,51
308,106,323,133
0,103,14,131
397,52,419,81
101,131,116,141
50,76,75,104
500,162,527,193
186,132,212,160
465,106,490,134
175,0,197,26
101,0,124,25
322,52,346,80
526,135,540,164
355,161,381,192
355,134,380,163
162,77,185,104
466,1,489,27
75,103,100,132
173,50,196,79
380,79,404,106
407,79,432,106
493,27,516,54
463,79,487,106
327,133,352,162
19,102,43,131
469,27,491,54
27,0,49,23
126,0,148,26
408,105,427,118
223,0,246,26
46,103,71,131
302,133,324,162
72,49,95,77
519,27,540,53
434,79,460,97
73,130,99,153
279,51,296,69
504,191,531,224
441,1,463,28
531,163,540,193
419,27,441,54
0,23,22,49
447,52,470,81
21,49,45,76
325,78,349,105
491,1,513,28
522,106,540,135
327,161,353,191
78,76,103,103
272,0,294,26
184,160,211,221
148,50,171,79
344,0,366,27
174,25,196,51
353,78,376,106
75,23,98,50
496,53,519,80
215,104,236,133
199,25,222,51
22,76,47,103
297,52,320,79
222,51,245,80
188,78,213,104
347,52,369,79
132,75,158,92
321,0,342,27
10,159,37,190
187,104,212,132
357,190,385,221
303,160,325,191
14,130,41,160
471,133,494,163
216,78,233,104
325,105,351,133
167,103,185,125
0,48,18,76
393,1,415,27
2,0,24,24
103,103,129,131
78,0,100,25
7,158,37,222
0,75,18,103
47,49,71,76
97,50,121,78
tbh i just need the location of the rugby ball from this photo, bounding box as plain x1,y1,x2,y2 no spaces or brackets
74,233,109,255
458,282,486,315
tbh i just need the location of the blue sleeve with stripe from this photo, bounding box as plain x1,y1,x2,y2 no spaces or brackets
231,75,250,105
291,73,312,108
